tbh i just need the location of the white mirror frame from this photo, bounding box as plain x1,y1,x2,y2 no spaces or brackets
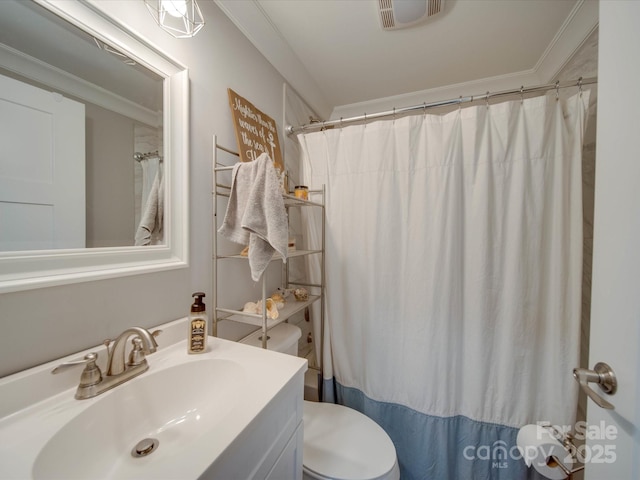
0,0,189,294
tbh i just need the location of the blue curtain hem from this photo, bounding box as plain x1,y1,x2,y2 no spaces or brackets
331,381,547,480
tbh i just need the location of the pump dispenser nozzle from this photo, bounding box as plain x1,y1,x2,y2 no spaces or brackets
191,292,206,312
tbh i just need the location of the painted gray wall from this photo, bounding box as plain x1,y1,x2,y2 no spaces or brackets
85,103,135,248
0,1,602,380
0,0,302,377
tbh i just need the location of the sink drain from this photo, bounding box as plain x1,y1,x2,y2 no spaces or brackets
131,438,159,458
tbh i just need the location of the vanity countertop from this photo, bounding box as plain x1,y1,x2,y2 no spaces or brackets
0,318,307,479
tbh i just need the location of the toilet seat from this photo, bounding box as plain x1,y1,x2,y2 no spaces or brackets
303,401,399,480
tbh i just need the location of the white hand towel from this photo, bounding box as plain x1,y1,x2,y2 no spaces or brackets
135,171,164,246
218,153,288,281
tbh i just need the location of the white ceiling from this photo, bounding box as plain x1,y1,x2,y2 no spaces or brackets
216,0,598,118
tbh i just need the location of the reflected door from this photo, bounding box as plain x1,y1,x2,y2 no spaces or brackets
0,73,85,251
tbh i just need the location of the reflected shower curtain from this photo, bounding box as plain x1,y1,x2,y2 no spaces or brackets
135,157,163,246
298,92,590,480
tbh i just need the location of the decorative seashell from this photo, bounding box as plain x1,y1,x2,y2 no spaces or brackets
293,288,309,302
279,288,293,299
256,298,279,319
266,298,279,319
271,292,286,309
242,301,259,313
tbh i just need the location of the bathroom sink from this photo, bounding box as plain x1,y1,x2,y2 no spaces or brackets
0,330,307,480
32,358,245,479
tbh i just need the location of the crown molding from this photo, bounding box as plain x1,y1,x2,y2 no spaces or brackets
0,42,160,127
332,0,598,120
534,0,599,82
215,0,598,123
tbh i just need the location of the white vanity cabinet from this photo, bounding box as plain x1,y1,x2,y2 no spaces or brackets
201,367,304,479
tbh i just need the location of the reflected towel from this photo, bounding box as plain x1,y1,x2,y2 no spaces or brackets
135,171,164,246
218,153,288,281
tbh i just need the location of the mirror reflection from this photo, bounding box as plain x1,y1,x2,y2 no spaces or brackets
0,0,164,251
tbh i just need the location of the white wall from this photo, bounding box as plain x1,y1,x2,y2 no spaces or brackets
0,0,313,377
85,103,135,248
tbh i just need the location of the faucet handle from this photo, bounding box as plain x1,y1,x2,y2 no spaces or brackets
52,352,99,374
52,352,103,399
150,329,162,349
105,330,160,345
128,330,162,366
103,338,113,356
128,337,146,366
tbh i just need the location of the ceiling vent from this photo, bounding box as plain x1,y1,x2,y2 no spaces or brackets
378,0,445,30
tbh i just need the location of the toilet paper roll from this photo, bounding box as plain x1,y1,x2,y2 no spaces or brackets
516,424,573,480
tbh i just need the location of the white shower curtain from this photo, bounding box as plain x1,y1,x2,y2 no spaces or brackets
298,91,590,479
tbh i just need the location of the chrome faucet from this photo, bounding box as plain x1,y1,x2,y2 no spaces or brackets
52,327,160,400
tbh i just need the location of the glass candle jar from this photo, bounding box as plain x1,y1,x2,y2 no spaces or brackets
294,185,309,200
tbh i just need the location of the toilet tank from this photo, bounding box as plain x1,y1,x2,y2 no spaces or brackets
216,319,259,342
240,323,301,356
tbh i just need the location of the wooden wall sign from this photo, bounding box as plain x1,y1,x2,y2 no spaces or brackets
227,88,283,170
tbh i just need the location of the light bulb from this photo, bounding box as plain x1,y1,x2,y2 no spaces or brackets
161,0,187,18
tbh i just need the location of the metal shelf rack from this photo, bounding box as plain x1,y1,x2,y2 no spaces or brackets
212,135,325,353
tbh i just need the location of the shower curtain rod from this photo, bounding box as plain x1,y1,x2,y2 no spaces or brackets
285,76,597,135
134,150,163,162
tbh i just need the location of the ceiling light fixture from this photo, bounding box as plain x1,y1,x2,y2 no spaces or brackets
93,38,137,65
144,0,205,38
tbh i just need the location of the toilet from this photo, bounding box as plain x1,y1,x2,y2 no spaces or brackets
241,323,400,480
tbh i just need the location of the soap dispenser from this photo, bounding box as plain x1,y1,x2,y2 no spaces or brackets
188,292,208,354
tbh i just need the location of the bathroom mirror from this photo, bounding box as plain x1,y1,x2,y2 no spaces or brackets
0,0,189,293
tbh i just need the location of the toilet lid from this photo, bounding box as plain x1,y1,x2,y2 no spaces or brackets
303,401,397,480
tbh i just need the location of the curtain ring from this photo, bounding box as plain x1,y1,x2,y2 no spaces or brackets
364,112,367,128
485,91,490,109
423,102,427,116
458,96,463,111
393,107,396,123
340,117,344,129
555,80,560,101
578,77,583,97
520,86,524,104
